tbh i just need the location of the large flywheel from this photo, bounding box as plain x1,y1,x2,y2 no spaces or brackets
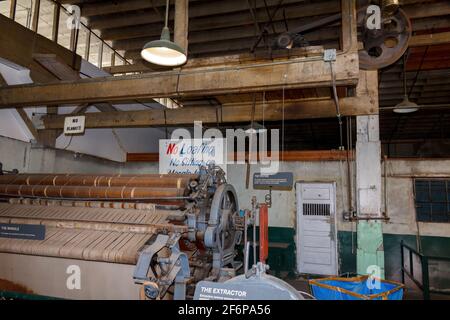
358,7,412,70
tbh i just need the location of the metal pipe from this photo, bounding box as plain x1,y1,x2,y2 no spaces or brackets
244,241,250,274
383,155,389,220
259,204,269,264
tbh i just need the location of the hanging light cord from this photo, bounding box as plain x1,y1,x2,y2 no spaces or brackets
329,61,344,150
403,53,408,98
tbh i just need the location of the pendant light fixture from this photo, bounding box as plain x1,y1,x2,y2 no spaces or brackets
141,0,187,67
393,54,419,114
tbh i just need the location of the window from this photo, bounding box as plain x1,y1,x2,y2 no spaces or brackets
415,179,450,223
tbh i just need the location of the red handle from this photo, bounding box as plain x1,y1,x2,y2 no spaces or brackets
259,204,269,263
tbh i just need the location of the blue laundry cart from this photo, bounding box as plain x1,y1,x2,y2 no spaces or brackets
309,275,404,300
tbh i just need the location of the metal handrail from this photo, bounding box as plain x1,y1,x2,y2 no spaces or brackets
7,0,130,68
53,1,130,66
400,240,450,300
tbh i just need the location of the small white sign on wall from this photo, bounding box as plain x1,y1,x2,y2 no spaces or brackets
64,116,86,135
159,138,227,175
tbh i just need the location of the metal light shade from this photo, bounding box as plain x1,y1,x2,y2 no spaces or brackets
141,27,187,67
393,96,419,114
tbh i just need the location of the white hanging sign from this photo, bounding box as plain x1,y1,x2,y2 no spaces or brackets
64,115,86,135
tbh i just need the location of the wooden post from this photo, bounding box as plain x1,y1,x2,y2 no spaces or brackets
98,41,103,67
110,52,116,67
9,0,17,20
31,0,41,32
70,27,78,52
85,31,91,61
174,0,189,54
52,3,61,43
38,106,58,147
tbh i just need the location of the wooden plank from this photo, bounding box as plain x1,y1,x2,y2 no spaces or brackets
126,153,159,162
174,0,189,54
103,46,325,74
31,0,40,32
16,108,39,140
403,2,450,19
9,0,17,19
34,54,118,114
52,4,60,42
409,32,450,47
0,14,81,84
41,96,374,129
38,69,375,129
0,51,360,108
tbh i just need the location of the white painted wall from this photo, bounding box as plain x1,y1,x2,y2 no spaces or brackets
1,135,450,239
0,57,166,162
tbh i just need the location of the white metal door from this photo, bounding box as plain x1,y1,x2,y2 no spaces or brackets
296,182,337,275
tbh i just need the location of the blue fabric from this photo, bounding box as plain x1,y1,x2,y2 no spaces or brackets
311,279,404,300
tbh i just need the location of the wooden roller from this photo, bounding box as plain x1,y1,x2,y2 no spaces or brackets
0,173,198,189
0,184,186,200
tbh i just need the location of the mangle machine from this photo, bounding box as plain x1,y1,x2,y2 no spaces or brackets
0,166,243,299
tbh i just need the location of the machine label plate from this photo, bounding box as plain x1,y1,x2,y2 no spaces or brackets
194,281,248,300
0,223,46,240
253,172,293,190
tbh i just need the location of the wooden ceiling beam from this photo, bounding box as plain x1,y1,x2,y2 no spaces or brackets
409,31,450,47
0,50,359,108
100,8,340,42
113,25,340,52
39,70,377,129
0,14,81,84
124,37,340,60
88,0,338,30
0,73,38,140
403,1,450,19
104,46,326,74
41,96,376,130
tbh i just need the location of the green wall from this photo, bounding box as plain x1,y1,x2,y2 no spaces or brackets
242,226,296,277
338,231,450,284
243,227,450,288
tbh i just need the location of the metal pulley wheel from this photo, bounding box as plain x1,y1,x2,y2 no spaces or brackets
204,184,240,252
139,281,160,300
358,6,412,70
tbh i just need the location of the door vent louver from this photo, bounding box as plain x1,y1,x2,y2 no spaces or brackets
302,203,331,216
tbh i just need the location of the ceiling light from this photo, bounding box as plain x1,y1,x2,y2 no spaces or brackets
393,96,419,114
393,53,419,114
141,0,187,67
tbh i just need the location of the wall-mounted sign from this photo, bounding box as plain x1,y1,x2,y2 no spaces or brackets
64,115,86,135
194,280,298,300
253,172,294,191
0,223,46,240
159,139,227,175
